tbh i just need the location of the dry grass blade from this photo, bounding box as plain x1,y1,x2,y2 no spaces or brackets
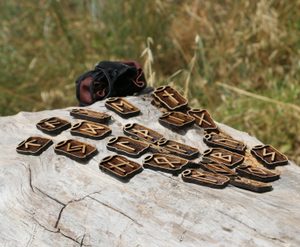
217,82,300,116
141,37,155,87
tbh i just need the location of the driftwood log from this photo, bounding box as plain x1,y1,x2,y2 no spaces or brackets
0,95,299,247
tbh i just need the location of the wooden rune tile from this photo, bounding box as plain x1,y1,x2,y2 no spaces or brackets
16,136,53,156
200,158,237,177
236,164,280,182
230,176,273,193
251,144,288,168
123,123,164,144
203,133,246,154
156,138,199,160
107,136,150,158
70,108,111,124
143,153,195,176
159,111,195,130
202,148,244,168
71,121,111,140
99,155,143,181
36,117,71,135
187,109,219,133
105,97,140,118
54,139,97,162
181,169,230,189
153,86,188,111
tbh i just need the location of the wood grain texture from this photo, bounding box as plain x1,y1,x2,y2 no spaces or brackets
0,95,299,247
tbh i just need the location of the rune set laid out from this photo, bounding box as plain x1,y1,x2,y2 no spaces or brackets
16,85,288,193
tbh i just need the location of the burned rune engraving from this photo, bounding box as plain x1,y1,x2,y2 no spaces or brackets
200,159,237,177
202,148,244,168
107,136,150,158
105,97,140,118
54,139,97,162
187,109,218,133
123,123,164,144
182,169,230,189
203,133,246,154
99,155,143,181
71,121,111,140
159,111,195,130
16,137,53,156
251,145,288,168
153,86,188,111
156,138,199,160
36,117,71,135
143,153,193,175
236,164,280,182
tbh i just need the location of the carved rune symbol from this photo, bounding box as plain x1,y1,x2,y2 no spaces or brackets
37,117,71,135
123,123,164,144
189,171,218,183
251,144,288,168
194,112,211,126
153,86,188,111
211,164,231,174
107,157,135,173
167,114,185,123
99,155,142,180
162,90,179,105
236,164,280,182
24,139,41,148
111,100,134,112
159,112,195,130
248,166,267,176
55,139,97,162
182,169,230,188
153,157,181,168
132,129,151,139
107,136,150,158
116,141,136,152
16,137,53,156
214,138,240,148
105,97,140,118
66,143,86,154
81,123,104,135
262,148,276,162
71,121,111,140
210,152,232,163
143,153,190,175
44,119,61,128
166,144,187,154
203,148,244,168
157,139,199,159
203,133,246,154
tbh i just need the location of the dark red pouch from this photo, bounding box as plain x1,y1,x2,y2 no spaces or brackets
76,60,147,106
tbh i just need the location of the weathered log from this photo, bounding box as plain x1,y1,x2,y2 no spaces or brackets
0,94,299,246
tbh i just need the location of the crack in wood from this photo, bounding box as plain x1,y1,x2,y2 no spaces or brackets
216,209,286,244
25,223,37,247
20,163,34,192
54,191,101,229
34,187,66,206
80,234,86,247
88,196,143,227
32,217,87,246
28,166,34,192
54,204,66,228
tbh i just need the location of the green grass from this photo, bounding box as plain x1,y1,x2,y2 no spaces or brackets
0,0,299,163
